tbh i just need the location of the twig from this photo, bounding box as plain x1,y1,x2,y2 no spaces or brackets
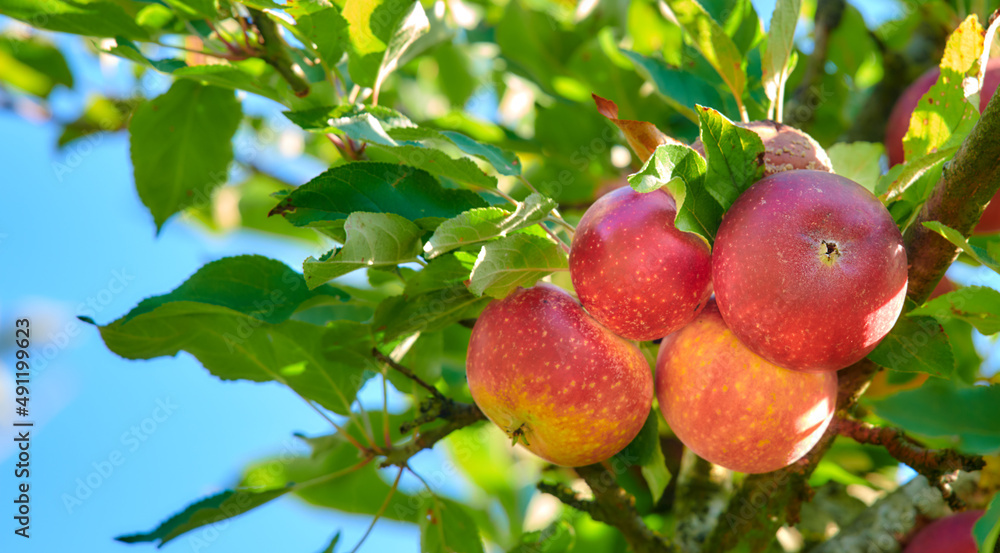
379,402,485,468
810,474,977,553
348,466,404,553
372,348,445,401
539,464,679,553
837,417,984,508
247,8,310,98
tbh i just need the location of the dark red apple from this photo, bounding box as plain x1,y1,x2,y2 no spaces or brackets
466,284,653,466
886,59,1000,234
903,509,984,553
691,120,833,176
656,300,837,474
712,170,908,372
569,186,713,341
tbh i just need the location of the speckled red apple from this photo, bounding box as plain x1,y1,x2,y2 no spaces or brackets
903,510,984,553
569,186,713,341
656,300,837,474
886,59,1000,234
466,284,653,467
713,170,908,372
691,120,833,175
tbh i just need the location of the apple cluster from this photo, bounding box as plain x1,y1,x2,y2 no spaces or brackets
466,122,908,473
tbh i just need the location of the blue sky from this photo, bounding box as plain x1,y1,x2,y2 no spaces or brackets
0,25,429,553
3,1,1000,552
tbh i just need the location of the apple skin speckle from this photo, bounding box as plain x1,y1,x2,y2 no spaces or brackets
570,186,713,341
466,284,653,467
712,170,908,372
656,300,837,474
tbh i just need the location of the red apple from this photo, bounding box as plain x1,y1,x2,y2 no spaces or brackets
656,300,837,474
466,284,653,466
691,120,833,176
569,186,713,341
886,59,1000,234
903,509,984,553
713,170,908,372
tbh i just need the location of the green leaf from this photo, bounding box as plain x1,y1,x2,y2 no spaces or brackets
404,255,471,295
244,428,422,522
162,0,216,19
0,0,149,39
614,410,671,503
660,0,747,109
877,147,957,199
975,493,1000,553
296,7,349,67
369,143,497,187
421,497,485,553
373,0,429,99
269,161,485,228
0,37,73,98
283,103,413,144
129,80,242,230
116,486,291,546
374,285,489,342
922,221,1000,273
495,0,583,93
509,520,575,553
283,105,521,182
761,0,801,118
424,194,555,258
903,16,983,162
867,300,955,379
93,305,373,415
467,234,567,298
387,331,444,392
304,213,423,287
628,143,719,243
910,286,1000,335
57,96,127,147
440,131,521,176
827,142,884,194
870,380,1000,454
696,105,766,209
318,532,342,553
342,0,414,87
105,39,288,102
620,50,724,121
123,255,347,324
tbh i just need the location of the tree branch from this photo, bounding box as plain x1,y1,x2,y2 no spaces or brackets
673,449,732,553
810,473,979,553
247,8,310,98
903,84,1000,301
837,417,984,508
379,400,485,468
705,82,1000,551
540,464,679,553
372,348,447,402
